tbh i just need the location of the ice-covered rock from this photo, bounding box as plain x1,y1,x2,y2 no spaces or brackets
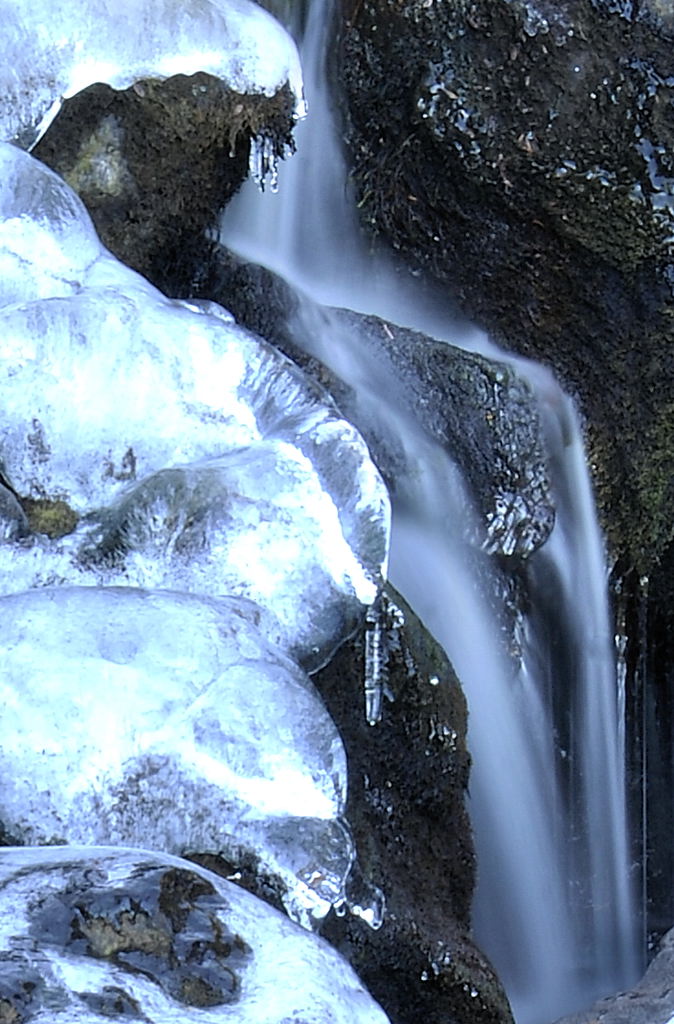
0,143,390,667
0,844,390,1023
0,140,105,305
0,586,352,925
0,0,304,148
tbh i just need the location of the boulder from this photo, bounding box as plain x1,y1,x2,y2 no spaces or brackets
23,0,303,292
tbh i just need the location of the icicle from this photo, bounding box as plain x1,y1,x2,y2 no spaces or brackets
364,592,406,725
344,857,386,930
248,135,280,193
364,594,385,725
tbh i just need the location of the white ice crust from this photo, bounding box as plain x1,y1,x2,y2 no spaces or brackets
0,141,389,925
0,0,305,147
0,845,390,1023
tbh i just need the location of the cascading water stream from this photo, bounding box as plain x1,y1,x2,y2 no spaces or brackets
220,2,642,1020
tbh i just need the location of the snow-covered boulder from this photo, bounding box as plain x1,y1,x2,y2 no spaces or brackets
0,0,304,148
0,587,353,925
0,142,390,669
0,844,390,1023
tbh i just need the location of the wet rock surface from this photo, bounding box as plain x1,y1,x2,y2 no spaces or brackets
338,0,674,575
314,585,514,1024
335,310,554,559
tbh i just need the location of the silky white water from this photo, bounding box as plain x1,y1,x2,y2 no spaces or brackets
220,1,641,1019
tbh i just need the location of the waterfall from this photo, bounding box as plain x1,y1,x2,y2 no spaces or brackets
220,1,641,1020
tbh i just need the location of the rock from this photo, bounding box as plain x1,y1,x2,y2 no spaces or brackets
0,587,352,925
0,0,304,293
18,0,303,296
338,0,674,575
33,73,296,294
327,308,554,560
551,925,674,1024
0,483,28,542
0,844,390,1023
314,585,514,1024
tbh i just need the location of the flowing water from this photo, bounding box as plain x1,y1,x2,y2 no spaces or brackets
220,2,642,1020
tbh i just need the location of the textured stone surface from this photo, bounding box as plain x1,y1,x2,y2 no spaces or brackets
34,74,296,294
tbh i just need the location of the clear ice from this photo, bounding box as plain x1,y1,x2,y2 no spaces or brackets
0,0,305,148
0,587,352,924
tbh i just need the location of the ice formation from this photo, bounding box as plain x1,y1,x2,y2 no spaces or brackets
0,587,351,924
0,142,389,667
0,131,389,930
0,0,305,148
0,845,390,1023
0,1,391,1014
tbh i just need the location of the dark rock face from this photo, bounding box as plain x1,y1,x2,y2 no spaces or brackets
337,309,554,559
315,585,514,1024
338,0,674,574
